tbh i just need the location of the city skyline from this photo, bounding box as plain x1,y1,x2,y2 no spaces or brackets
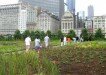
0,0,106,16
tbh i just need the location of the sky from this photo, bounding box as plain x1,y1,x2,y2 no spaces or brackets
0,0,106,16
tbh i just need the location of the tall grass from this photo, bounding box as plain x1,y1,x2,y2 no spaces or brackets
0,51,60,75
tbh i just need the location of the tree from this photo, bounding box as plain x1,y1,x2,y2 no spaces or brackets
40,31,45,40
67,29,76,39
35,30,40,38
30,31,35,41
57,30,63,39
46,30,51,38
80,28,89,41
95,28,104,40
22,30,30,39
0,35,4,41
14,30,21,40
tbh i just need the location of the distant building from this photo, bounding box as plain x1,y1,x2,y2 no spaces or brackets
88,5,94,19
93,16,106,35
37,11,60,33
78,11,85,19
0,2,38,35
85,19,93,33
19,0,64,19
61,11,74,34
67,0,75,14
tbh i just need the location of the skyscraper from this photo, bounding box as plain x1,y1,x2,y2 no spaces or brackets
19,0,64,19
88,5,94,19
67,0,75,14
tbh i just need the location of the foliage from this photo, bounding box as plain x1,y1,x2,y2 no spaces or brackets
35,30,41,39
14,30,22,40
88,33,94,41
4,34,13,41
81,28,89,41
0,41,24,53
57,30,63,39
0,35,4,41
42,41,106,64
95,28,104,40
40,31,45,40
67,29,76,39
30,31,35,41
22,30,30,39
46,30,51,38
0,51,60,75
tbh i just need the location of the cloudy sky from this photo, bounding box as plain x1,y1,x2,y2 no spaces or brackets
0,0,106,16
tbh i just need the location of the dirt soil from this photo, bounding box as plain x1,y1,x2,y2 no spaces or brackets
59,62,106,75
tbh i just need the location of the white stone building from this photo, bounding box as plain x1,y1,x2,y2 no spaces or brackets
0,2,37,35
37,11,60,33
93,16,106,34
85,19,93,33
61,11,74,34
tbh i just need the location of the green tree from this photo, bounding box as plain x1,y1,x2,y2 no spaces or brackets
88,33,94,41
80,28,89,41
35,30,40,38
22,30,30,39
57,30,63,39
95,28,104,40
0,35,4,41
14,30,21,40
46,30,51,38
30,31,35,41
67,29,76,39
40,31,45,40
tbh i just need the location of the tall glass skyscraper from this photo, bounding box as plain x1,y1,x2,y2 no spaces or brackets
88,5,94,19
19,0,64,18
67,0,75,14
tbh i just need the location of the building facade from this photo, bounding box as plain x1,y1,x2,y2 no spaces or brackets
37,11,60,33
0,2,38,35
19,0,64,19
85,19,93,33
67,0,75,14
88,5,94,19
93,16,106,34
61,11,74,34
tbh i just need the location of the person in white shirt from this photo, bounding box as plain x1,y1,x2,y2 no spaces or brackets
44,35,50,48
35,37,41,50
63,36,67,45
25,36,31,52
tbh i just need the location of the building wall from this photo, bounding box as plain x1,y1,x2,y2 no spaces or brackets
37,12,59,33
0,3,38,35
93,16,106,34
0,4,19,35
61,11,74,34
85,20,93,33
18,9,27,33
67,0,75,14
19,0,64,19
88,5,94,19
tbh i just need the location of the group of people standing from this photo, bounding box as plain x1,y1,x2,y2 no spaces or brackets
60,36,72,46
25,35,50,52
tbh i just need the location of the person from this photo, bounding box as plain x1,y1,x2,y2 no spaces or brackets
44,35,50,48
73,37,76,42
80,37,83,42
25,36,31,52
63,36,67,45
60,36,64,46
35,37,42,52
67,37,71,44
76,36,79,42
